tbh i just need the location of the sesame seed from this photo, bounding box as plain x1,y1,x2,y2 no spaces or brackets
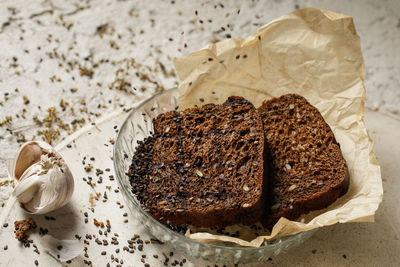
288,184,297,191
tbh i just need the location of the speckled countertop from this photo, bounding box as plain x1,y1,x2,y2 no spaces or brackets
0,0,399,266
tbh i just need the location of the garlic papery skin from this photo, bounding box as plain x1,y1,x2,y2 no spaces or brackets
40,234,82,262
10,141,74,214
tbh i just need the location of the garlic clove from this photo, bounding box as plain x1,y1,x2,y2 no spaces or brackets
29,165,74,214
14,141,44,180
11,141,74,214
14,174,41,204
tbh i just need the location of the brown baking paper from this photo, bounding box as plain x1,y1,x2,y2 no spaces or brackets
173,7,383,247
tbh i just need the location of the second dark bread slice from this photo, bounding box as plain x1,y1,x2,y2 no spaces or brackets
258,94,349,228
146,96,267,227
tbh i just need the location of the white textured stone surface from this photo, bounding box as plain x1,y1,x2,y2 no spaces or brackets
0,0,399,266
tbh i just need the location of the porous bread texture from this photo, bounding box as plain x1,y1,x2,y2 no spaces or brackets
258,94,349,228
146,96,267,227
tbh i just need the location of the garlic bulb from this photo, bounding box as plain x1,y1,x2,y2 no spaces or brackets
9,141,74,214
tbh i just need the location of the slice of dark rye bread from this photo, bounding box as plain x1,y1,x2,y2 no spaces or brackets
129,96,267,227
258,94,349,228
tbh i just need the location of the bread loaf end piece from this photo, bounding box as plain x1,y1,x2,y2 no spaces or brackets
258,94,349,228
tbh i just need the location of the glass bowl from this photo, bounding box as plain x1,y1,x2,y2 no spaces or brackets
114,87,316,264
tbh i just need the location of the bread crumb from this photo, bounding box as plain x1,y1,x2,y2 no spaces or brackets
14,218,37,241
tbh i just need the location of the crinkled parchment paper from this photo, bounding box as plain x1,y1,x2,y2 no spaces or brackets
174,7,383,247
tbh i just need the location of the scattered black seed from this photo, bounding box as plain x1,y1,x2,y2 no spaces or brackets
235,55,240,59
199,98,204,102
57,245,63,250
4,245,8,250
128,136,155,205
3,223,8,228
34,260,38,266
343,254,347,259
208,58,213,61
101,251,106,255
